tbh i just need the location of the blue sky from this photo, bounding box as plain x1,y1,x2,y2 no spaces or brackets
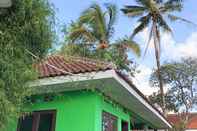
50,0,197,42
50,0,197,95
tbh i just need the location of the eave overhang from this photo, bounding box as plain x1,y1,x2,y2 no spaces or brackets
29,69,172,129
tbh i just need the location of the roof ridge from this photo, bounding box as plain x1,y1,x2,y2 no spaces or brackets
67,55,111,64
47,55,115,69
36,55,114,78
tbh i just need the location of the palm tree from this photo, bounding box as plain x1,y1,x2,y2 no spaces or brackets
121,0,193,114
67,3,141,57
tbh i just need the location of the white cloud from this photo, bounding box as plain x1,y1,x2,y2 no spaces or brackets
162,32,197,59
139,29,197,60
132,65,158,96
133,30,197,96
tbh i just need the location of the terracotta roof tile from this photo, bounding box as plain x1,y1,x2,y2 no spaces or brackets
167,113,197,129
35,55,113,78
188,116,197,129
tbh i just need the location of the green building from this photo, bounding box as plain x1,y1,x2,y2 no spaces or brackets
14,56,171,131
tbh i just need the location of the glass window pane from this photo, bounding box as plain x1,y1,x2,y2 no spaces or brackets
18,115,33,131
38,113,54,131
121,121,128,131
102,112,117,131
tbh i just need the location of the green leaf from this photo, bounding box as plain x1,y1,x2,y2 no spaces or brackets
167,14,197,26
157,14,172,33
69,26,95,43
114,37,141,57
121,5,146,18
131,14,151,37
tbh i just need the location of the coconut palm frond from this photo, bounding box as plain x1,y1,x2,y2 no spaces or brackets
94,5,107,39
92,4,107,41
105,3,117,40
106,4,117,26
79,3,107,41
69,3,118,47
157,14,172,33
160,0,182,12
124,39,141,57
131,14,151,38
79,5,95,24
165,0,184,4
69,26,95,43
121,5,147,18
167,14,197,26
115,37,141,57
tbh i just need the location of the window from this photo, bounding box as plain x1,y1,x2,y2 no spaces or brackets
121,120,128,131
102,111,117,131
17,110,56,131
17,114,33,131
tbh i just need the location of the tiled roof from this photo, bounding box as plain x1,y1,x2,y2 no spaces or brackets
34,55,113,78
167,113,197,129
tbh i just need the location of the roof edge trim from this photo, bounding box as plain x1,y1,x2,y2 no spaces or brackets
28,69,172,128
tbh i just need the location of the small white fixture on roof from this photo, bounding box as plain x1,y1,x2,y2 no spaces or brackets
0,0,12,8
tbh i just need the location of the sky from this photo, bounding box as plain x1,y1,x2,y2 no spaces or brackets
49,0,197,95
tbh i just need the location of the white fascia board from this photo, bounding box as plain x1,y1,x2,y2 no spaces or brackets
111,70,172,128
29,70,114,87
29,69,171,128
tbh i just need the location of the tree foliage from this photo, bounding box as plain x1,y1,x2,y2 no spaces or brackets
60,4,141,74
67,3,117,46
149,57,197,112
0,0,55,129
59,40,138,74
149,92,178,112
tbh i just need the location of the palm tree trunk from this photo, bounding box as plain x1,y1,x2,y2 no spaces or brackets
190,79,194,98
152,22,166,115
155,49,166,114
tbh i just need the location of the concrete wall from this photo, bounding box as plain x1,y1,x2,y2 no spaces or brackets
10,90,131,131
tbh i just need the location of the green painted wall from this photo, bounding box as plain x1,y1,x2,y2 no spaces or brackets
96,95,131,131
11,90,131,131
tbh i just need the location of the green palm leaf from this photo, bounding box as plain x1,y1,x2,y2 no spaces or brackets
69,26,95,43
92,4,107,41
114,37,141,57
160,1,182,12
167,14,197,26
105,4,117,39
157,14,172,33
121,6,146,18
131,14,151,37
124,40,141,57
79,7,95,24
